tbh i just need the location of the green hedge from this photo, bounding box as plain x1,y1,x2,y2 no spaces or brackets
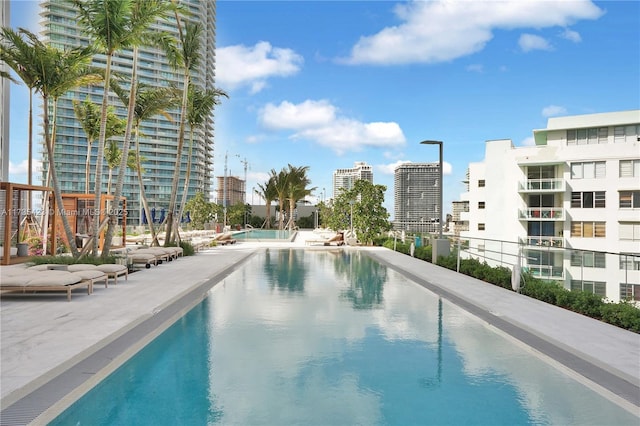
29,254,117,266
379,236,640,333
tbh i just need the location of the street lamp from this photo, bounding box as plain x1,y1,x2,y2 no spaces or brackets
420,140,449,262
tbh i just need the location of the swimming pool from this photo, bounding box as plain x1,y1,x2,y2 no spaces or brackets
51,249,638,425
234,229,295,241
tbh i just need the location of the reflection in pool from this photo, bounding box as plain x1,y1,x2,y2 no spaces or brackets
51,249,638,425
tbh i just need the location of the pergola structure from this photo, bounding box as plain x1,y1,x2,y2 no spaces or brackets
0,182,55,265
1,184,127,265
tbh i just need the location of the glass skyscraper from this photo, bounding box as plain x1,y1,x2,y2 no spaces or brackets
40,0,217,224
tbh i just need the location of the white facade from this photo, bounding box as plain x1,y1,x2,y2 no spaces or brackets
459,110,640,302
332,161,373,198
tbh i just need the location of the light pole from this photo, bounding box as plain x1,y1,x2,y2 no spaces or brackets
420,140,448,261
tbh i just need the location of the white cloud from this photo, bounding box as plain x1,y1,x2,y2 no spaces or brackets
260,100,336,130
342,0,602,65
519,34,552,52
466,64,484,73
561,28,582,43
377,160,452,175
216,41,303,93
258,100,406,155
542,105,567,117
521,137,536,146
9,159,41,176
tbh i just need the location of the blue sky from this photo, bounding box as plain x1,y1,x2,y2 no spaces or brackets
6,0,640,216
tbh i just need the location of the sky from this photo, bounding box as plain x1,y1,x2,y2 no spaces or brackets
6,0,640,217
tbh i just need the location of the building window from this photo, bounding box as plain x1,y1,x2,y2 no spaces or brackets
570,251,606,268
478,180,485,188
567,127,609,145
571,280,606,297
571,191,605,208
570,161,606,179
619,191,640,209
478,223,485,231
620,284,640,301
478,201,485,209
619,222,640,241
619,159,640,177
619,255,640,271
613,125,639,143
570,221,606,238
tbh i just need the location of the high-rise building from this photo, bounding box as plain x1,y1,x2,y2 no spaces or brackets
39,0,217,224
457,110,640,302
0,0,9,182
215,175,245,207
332,161,373,199
393,162,440,232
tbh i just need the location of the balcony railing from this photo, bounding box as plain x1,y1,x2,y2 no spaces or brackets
518,178,565,192
522,236,564,248
525,265,564,279
519,208,564,220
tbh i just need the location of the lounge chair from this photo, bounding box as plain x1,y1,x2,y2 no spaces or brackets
323,232,345,246
128,251,158,269
29,264,109,288
214,233,237,245
0,270,92,301
96,264,128,285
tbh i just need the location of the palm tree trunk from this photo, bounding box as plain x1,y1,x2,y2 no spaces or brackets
92,53,113,256
27,88,33,207
40,99,59,253
135,128,159,246
265,201,272,229
165,70,189,246
85,138,92,193
103,47,138,257
43,95,79,257
288,198,296,230
176,127,195,239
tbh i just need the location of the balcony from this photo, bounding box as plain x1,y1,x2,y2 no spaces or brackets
524,265,564,280
519,207,565,221
518,178,565,193
522,236,564,248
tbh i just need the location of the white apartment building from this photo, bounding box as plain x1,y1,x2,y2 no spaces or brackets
459,110,640,303
332,162,373,198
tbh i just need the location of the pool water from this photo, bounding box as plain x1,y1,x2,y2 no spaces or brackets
51,249,638,425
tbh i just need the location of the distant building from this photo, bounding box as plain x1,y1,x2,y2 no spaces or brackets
216,176,245,207
0,0,9,182
393,162,440,232
332,162,373,198
457,110,640,302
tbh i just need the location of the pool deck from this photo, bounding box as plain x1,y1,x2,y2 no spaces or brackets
1,231,639,424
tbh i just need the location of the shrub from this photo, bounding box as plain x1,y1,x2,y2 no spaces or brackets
600,301,640,333
179,241,195,256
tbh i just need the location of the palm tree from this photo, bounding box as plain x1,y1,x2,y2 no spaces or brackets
71,0,175,256
104,140,122,194
111,79,178,245
0,27,39,198
272,168,290,230
177,83,228,235
165,20,203,246
284,165,315,230
255,175,277,229
22,29,100,257
73,98,125,193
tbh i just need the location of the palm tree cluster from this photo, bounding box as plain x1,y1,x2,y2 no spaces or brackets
254,164,315,230
1,0,227,259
